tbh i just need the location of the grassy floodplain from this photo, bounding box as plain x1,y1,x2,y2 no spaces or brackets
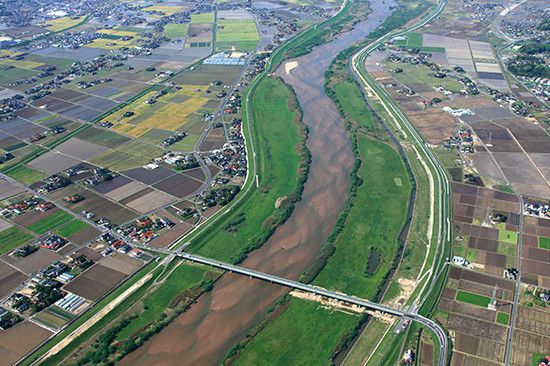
187,76,304,263
231,298,357,366
313,137,411,298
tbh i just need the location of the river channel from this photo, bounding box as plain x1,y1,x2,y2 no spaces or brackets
119,1,394,365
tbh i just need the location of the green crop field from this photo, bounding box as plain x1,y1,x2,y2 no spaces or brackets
6,165,46,185
188,77,302,262
0,226,34,254
75,128,130,148
55,220,88,238
539,237,550,250
217,19,259,46
191,13,214,23
407,32,423,47
28,211,74,235
163,24,188,38
456,290,491,307
499,230,518,244
233,298,356,366
33,306,74,329
496,312,509,325
313,138,411,298
115,261,211,341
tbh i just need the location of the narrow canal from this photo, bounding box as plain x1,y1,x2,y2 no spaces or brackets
119,1,395,364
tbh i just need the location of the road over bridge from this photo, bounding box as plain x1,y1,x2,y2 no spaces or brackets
136,247,448,364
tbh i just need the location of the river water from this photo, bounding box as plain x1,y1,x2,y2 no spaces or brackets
119,1,394,365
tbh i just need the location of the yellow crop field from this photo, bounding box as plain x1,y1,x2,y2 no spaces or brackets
175,85,209,96
85,37,135,49
112,123,151,137
0,60,44,69
182,97,209,107
139,115,189,130
156,103,199,117
0,51,22,57
99,29,138,37
142,6,186,16
41,16,85,32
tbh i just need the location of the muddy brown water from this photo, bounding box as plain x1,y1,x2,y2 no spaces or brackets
119,1,394,365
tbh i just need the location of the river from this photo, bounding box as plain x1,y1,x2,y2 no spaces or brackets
118,1,394,365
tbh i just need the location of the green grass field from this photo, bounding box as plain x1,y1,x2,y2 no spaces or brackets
33,306,74,329
55,220,88,238
6,165,46,185
191,13,214,23
499,230,518,244
28,211,74,235
456,290,491,307
217,19,259,42
0,226,34,255
75,128,130,148
313,137,411,298
216,19,259,50
496,312,509,325
539,237,550,250
383,62,463,91
233,298,357,366
188,77,302,262
163,24,188,38
407,32,423,47
115,261,211,341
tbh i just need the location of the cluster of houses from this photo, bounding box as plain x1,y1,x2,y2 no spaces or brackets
119,216,174,244
40,236,66,250
161,132,187,147
100,233,133,254
36,174,71,194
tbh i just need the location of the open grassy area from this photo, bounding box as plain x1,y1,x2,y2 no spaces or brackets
33,306,74,329
0,226,34,255
41,16,86,32
383,62,463,91
499,229,518,244
313,137,411,299
115,261,212,341
342,318,390,365
232,298,357,366
539,237,550,250
216,19,259,51
163,24,189,38
55,220,88,238
496,312,509,325
191,13,214,23
456,290,491,307
27,211,73,235
187,77,302,262
6,165,46,185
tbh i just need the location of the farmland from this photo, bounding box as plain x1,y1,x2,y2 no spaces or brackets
216,19,259,51
55,220,89,238
27,211,74,235
0,226,34,255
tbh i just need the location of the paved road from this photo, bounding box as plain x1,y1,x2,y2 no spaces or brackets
350,0,450,364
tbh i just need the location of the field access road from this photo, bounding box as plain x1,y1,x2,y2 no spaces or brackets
350,0,450,364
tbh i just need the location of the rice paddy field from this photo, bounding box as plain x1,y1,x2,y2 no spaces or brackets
40,16,86,33
216,19,259,51
163,24,189,39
